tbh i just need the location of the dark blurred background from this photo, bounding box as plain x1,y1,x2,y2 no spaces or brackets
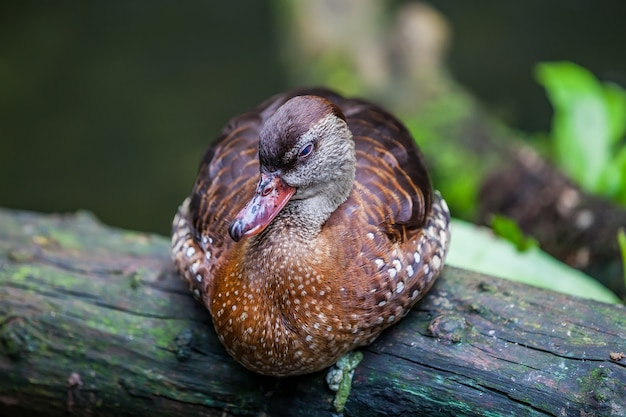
1,0,624,235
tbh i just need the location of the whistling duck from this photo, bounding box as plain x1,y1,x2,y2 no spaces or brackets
171,88,450,377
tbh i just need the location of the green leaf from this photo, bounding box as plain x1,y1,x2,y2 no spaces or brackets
618,228,626,291
490,214,538,252
446,219,619,304
603,82,626,146
535,62,612,191
597,144,626,203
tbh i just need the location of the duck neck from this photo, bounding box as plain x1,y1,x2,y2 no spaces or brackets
283,196,339,237
287,167,357,236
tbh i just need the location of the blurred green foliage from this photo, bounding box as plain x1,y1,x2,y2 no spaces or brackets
536,62,626,206
490,214,538,252
619,228,626,291
401,93,486,221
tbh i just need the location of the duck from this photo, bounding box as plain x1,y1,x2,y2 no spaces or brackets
171,88,450,377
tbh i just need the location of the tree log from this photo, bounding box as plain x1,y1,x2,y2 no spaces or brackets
0,208,624,416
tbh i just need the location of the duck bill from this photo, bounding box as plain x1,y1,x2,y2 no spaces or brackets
228,173,296,242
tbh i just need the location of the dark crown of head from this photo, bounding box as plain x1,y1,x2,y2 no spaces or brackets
259,96,346,172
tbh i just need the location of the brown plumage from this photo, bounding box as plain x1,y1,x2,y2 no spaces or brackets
171,88,450,377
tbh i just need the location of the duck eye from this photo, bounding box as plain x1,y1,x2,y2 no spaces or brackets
298,143,314,159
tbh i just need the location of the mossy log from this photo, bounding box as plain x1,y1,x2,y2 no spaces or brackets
0,208,625,417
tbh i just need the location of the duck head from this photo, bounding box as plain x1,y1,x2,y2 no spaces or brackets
228,95,356,241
